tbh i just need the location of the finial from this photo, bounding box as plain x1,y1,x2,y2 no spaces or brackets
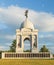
25,10,28,18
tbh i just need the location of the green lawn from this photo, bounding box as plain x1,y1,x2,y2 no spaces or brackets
0,59,54,65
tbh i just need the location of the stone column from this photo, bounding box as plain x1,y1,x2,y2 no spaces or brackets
31,35,34,52
16,35,20,52
21,35,24,52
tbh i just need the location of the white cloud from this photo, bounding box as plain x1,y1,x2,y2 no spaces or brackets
0,46,4,50
0,45,8,51
0,34,16,40
5,43,12,46
5,35,16,40
39,34,53,38
0,5,54,32
0,5,25,26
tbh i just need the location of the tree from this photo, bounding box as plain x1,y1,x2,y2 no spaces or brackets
24,50,31,52
40,45,49,52
9,39,16,52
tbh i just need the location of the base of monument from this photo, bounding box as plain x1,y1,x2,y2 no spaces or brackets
2,52,53,59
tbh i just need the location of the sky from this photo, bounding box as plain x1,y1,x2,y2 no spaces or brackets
0,0,54,53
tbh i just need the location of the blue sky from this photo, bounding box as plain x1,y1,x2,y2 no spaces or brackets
0,0,54,53
0,0,54,13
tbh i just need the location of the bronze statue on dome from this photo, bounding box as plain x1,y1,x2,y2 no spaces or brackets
25,10,28,18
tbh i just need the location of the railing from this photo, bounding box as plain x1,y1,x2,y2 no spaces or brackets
2,52,52,59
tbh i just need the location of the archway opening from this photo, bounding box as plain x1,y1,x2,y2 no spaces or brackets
24,38,31,52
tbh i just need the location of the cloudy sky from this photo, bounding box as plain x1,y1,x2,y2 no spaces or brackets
0,0,54,53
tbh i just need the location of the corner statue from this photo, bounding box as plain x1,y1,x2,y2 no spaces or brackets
25,10,28,18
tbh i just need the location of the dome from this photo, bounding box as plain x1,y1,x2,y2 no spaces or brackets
20,18,34,30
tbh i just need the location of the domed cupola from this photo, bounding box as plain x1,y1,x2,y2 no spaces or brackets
20,10,34,30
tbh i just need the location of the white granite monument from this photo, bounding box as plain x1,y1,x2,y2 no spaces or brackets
16,10,38,53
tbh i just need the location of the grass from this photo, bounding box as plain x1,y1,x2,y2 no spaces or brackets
0,59,54,65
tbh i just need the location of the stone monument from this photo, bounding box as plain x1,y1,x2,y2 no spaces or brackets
16,10,38,53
